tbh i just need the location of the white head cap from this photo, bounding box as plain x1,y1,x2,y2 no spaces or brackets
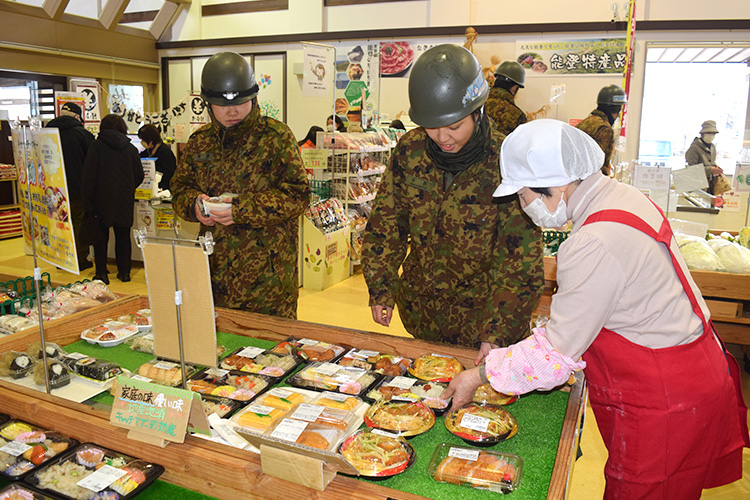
493,119,605,198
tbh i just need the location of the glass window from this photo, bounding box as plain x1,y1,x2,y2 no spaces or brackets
118,0,166,30
64,0,110,20
0,73,66,121
6,0,45,7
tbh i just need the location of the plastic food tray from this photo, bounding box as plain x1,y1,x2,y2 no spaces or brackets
186,367,273,402
427,443,524,493
263,404,355,453
336,349,412,377
408,353,463,383
200,394,245,419
339,429,416,478
365,375,450,415
219,346,302,380
24,443,164,500
0,483,58,500
80,321,139,347
0,420,78,481
363,400,436,438
444,402,519,446
287,362,382,398
271,337,349,363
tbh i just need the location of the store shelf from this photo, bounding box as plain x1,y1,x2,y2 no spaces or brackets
331,167,386,179
348,193,376,204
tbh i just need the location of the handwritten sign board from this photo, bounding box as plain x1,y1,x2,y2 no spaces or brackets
110,376,209,446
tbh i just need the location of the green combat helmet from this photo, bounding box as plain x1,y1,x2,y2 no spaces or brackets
494,60,526,88
201,52,259,106
597,85,627,106
408,44,489,128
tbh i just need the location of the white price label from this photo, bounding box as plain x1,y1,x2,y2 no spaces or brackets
205,368,229,378
296,338,318,346
291,404,325,422
391,395,418,403
319,391,350,402
237,346,265,358
460,413,490,433
64,352,88,360
271,418,308,442
354,350,379,358
448,447,480,461
76,464,128,492
384,376,416,390
245,403,274,415
430,353,452,358
314,363,340,376
0,441,31,456
267,388,293,399
131,374,153,382
371,428,400,439
153,361,178,370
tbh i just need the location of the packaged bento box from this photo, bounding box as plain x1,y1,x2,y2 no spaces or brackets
287,362,381,397
186,367,271,402
0,420,77,480
339,430,415,477
219,346,301,379
365,375,450,415
408,353,463,382
80,321,139,347
427,443,524,493
444,402,519,446
0,483,58,499
272,338,347,363
337,349,411,377
263,404,356,453
135,359,196,387
25,443,164,500
200,394,244,419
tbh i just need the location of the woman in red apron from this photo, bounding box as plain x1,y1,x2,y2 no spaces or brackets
443,119,748,499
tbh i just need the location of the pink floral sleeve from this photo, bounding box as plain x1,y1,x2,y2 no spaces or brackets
484,327,586,395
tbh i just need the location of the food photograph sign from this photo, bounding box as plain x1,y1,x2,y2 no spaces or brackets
515,38,627,75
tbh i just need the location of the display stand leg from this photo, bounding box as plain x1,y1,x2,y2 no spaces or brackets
259,444,336,491
171,240,188,390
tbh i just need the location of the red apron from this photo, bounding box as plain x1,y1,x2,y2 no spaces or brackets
580,208,749,500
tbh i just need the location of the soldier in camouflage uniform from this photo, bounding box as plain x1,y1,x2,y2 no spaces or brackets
361,45,544,359
485,61,528,136
171,52,310,318
576,85,627,176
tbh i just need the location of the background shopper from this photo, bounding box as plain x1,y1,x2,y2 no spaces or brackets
171,51,310,318
362,44,544,357
137,124,176,192
485,60,527,136
81,114,144,283
576,84,626,176
443,119,749,499
685,119,724,193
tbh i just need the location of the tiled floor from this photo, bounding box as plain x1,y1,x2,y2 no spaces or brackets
1,236,749,499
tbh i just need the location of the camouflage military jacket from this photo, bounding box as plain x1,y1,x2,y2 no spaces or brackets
576,110,614,175
171,104,310,318
485,88,527,137
361,128,544,348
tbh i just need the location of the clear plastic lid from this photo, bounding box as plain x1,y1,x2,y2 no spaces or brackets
274,337,347,363
337,349,412,377
408,353,463,382
363,400,435,437
311,391,363,412
135,359,193,387
444,402,519,445
264,417,347,453
339,429,415,477
427,443,524,493
231,402,289,433
0,420,78,480
61,353,123,382
186,368,271,402
287,362,381,397
366,376,450,414
80,320,139,346
219,346,301,379
0,351,36,379
254,387,310,411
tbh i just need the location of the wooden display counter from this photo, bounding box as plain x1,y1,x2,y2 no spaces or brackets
542,256,750,345
0,296,586,500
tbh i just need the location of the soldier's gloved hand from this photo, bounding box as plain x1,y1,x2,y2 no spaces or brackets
371,305,393,326
211,206,235,226
194,194,216,226
475,342,499,366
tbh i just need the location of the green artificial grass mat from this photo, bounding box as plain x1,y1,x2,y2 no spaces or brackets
23,331,571,499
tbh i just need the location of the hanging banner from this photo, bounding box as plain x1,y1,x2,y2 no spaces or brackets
515,38,627,75
303,44,333,97
19,127,79,272
111,94,210,143
71,79,102,135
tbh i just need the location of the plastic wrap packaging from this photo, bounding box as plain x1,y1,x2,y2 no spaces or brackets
32,359,71,389
707,238,750,274
61,353,123,381
0,315,37,336
0,351,36,379
68,280,117,302
428,443,523,493
675,233,724,271
26,342,67,360
0,420,77,481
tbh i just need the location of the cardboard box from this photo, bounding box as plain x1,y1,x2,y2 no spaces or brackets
301,217,350,290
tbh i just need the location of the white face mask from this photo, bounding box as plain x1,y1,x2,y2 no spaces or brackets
326,124,334,132
523,196,568,228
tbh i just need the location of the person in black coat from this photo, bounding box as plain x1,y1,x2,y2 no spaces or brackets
137,124,176,192
81,114,144,283
46,102,95,270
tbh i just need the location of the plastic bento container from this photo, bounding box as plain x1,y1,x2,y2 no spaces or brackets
444,402,519,446
24,443,164,500
365,375,450,415
186,367,272,402
253,387,311,411
200,394,244,419
339,429,415,478
135,358,196,387
271,337,348,363
363,400,435,437
408,353,463,383
0,351,36,379
219,346,301,379
0,483,58,500
232,402,290,434
80,321,139,347
117,308,152,332
311,391,363,412
0,420,78,481
337,349,412,377
427,443,524,493
264,414,349,453
287,362,382,397
0,414,8,426
472,383,518,406
61,353,123,382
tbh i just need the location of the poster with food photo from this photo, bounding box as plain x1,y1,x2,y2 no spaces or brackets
379,42,437,78
333,43,379,127
515,38,627,75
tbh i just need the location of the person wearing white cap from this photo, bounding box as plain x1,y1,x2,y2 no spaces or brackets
442,119,748,499
685,119,723,194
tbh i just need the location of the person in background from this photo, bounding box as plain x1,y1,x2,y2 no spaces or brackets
81,114,144,284
576,84,626,176
137,124,176,192
485,60,527,136
442,119,749,499
389,119,405,130
685,120,723,193
46,102,95,271
327,115,346,132
297,125,324,149
362,44,544,356
171,51,310,318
